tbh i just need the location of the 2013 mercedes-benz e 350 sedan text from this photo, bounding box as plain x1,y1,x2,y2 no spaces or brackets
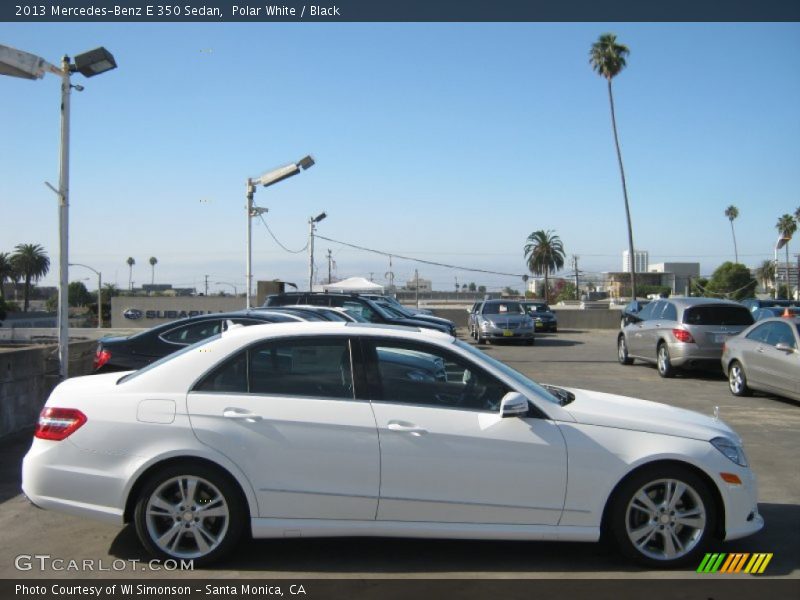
23,322,762,567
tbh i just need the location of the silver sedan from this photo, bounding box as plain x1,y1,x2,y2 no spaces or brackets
721,316,800,401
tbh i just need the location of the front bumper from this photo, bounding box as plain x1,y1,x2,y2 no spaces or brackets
480,327,535,340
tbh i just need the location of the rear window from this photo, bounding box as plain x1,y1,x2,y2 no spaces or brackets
682,306,754,326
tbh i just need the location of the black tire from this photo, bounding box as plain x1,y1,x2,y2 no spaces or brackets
476,330,485,345
617,335,633,365
608,464,717,568
727,360,752,397
134,462,247,567
656,343,675,378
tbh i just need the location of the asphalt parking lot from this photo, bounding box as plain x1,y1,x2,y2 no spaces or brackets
0,328,797,580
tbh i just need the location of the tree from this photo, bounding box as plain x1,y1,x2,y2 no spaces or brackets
755,259,776,293
524,230,565,303
555,282,577,303
477,285,486,293
724,205,740,263
468,282,476,292
705,262,757,301
590,33,637,299
0,252,18,301
10,243,50,312
776,214,797,297
68,281,94,307
126,257,136,291
149,256,158,285
102,282,120,297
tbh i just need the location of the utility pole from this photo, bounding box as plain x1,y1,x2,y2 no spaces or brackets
369,272,374,282
204,274,209,296
572,255,580,300
327,249,332,284
308,218,315,292
385,255,395,291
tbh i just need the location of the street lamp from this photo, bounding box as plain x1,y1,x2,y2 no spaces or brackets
308,212,327,291
1,44,116,379
245,155,315,309
215,281,238,296
69,263,103,328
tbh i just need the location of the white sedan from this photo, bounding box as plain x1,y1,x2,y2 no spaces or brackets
23,322,762,567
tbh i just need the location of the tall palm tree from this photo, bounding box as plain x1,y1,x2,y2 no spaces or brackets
10,243,50,312
149,256,158,285
524,230,566,302
0,252,17,301
126,257,136,291
776,214,797,297
590,33,637,299
755,259,776,293
724,205,740,263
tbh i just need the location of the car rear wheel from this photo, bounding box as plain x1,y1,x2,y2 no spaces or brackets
657,343,675,378
609,465,715,568
618,335,633,365
728,361,752,397
134,463,246,566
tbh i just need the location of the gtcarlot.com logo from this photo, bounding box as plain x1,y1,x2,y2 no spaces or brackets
697,552,773,574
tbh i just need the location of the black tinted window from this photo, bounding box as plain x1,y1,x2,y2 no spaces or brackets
194,351,248,393
683,306,753,326
248,338,353,399
371,341,507,412
161,320,221,345
745,324,771,343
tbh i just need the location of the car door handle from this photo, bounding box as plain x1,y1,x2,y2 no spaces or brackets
387,421,428,436
223,408,262,422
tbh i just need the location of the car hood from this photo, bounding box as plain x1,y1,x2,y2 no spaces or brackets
559,387,739,443
483,314,529,323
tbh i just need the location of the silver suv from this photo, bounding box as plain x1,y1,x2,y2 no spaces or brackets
617,297,754,377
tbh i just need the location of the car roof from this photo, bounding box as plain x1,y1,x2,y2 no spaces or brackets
660,297,747,308
220,320,454,344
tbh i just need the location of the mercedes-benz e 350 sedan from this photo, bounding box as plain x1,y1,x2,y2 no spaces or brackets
23,322,762,567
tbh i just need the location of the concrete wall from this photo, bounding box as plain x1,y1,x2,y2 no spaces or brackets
0,339,96,438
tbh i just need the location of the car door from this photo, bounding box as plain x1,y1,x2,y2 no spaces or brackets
186,336,380,520
761,322,800,397
739,323,773,389
626,301,657,357
361,337,567,525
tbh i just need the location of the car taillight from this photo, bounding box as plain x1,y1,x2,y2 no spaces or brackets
93,348,111,370
34,408,87,441
672,328,695,343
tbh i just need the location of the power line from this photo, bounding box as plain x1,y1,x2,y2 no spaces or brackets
258,214,308,254
315,234,529,278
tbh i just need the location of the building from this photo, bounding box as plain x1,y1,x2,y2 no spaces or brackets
648,263,700,296
404,277,432,292
622,249,649,273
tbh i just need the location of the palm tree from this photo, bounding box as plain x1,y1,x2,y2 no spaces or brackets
524,230,566,302
10,243,50,312
149,256,158,285
590,33,637,299
776,214,797,297
0,252,17,301
126,257,135,291
724,205,740,263
102,282,120,297
755,259,776,293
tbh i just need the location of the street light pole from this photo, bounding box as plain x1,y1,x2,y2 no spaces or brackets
308,212,327,292
69,263,102,328
57,56,72,376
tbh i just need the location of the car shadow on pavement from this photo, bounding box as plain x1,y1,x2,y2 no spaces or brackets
0,429,32,505
106,502,798,575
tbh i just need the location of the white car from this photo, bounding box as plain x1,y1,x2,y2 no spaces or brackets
23,322,762,567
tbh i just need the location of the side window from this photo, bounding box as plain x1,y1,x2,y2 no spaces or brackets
745,324,771,343
342,300,380,323
370,341,508,412
307,295,330,306
660,302,678,321
636,302,657,321
160,320,221,345
248,338,353,399
194,350,248,393
766,323,797,349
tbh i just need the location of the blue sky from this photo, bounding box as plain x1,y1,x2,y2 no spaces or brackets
1,22,799,293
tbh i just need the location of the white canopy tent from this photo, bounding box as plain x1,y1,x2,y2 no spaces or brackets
322,277,384,294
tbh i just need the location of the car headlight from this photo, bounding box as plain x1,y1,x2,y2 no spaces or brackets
711,437,748,467
481,320,494,329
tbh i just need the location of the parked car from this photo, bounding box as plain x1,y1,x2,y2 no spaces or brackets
92,310,301,373
369,297,457,336
264,292,452,335
752,306,799,321
467,301,483,339
474,300,535,345
619,299,651,328
24,321,762,567
721,316,800,401
360,293,433,316
740,298,800,314
520,301,558,333
617,297,754,377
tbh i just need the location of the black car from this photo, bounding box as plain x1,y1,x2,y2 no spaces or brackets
520,301,558,333
93,310,300,373
369,298,457,336
263,292,453,335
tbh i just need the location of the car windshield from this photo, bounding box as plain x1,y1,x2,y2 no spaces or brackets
454,339,560,405
683,306,753,326
483,302,525,315
378,301,414,318
117,334,222,384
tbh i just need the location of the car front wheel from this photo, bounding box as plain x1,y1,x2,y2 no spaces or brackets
609,465,716,568
728,360,752,397
134,463,246,566
618,335,633,365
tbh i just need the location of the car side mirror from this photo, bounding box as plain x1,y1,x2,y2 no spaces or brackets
500,392,529,418
775,343,797,354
